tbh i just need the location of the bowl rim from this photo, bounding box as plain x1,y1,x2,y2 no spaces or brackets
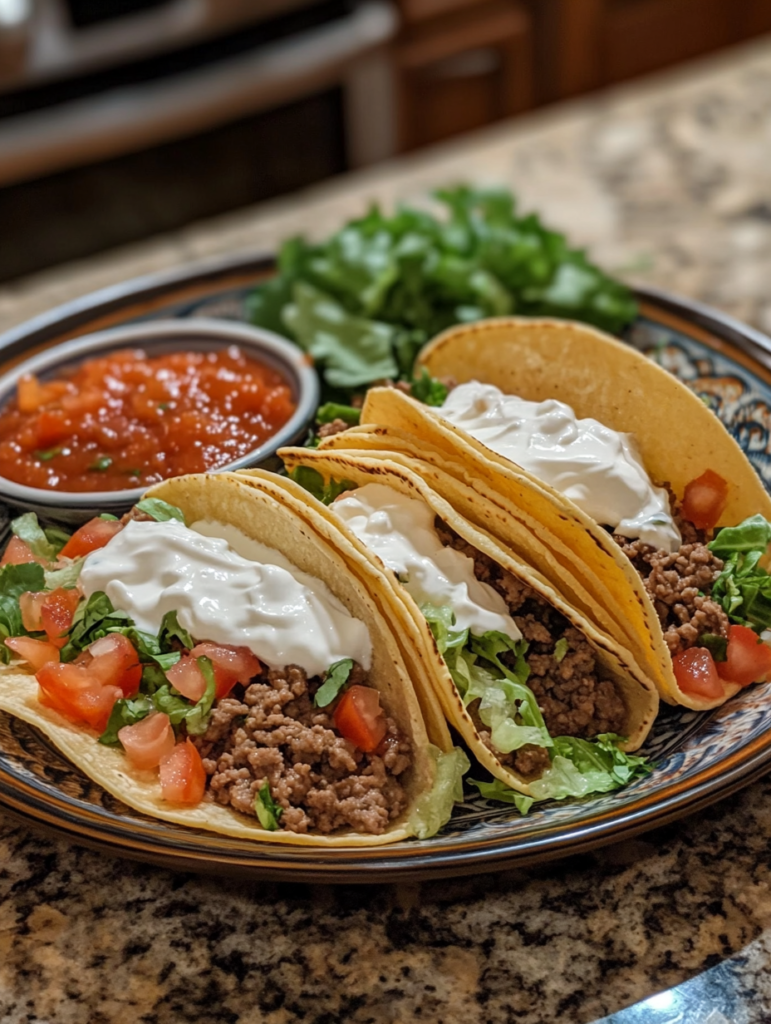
0,317,319,509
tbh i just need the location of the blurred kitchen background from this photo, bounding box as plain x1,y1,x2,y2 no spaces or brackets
1,0,770,285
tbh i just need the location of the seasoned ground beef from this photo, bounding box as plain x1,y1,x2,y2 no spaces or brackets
433,519,627,769
317,418,350,439
192,664,411,836
612,489,728,655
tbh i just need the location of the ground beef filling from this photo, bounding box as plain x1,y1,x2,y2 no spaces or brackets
192,663,411,836
434,519,627,776
612,492,728,656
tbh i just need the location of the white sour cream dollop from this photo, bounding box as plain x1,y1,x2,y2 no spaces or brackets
332,483,521,642
438,382,681,552
79,518,372,676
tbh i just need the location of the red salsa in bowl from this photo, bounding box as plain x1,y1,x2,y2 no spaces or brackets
0,344,297,493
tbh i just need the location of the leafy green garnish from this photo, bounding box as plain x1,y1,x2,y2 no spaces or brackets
249,186,638,399
89,456,112,472
314,658,354,707
10,512,69,562
0,563,46,663
410,368,448,408
134,499,186,525
409,746,470,838
316,402,361,427
147,683,194,726
709,517,771,630
288,466,357,505
468,779,534,816
553,637,569,663
158,610,194,652
44,557,85,591
709,515,771,557
255,781,283,831
529,734,651,801
700,633,728,662
98,695,154,746
184,656,217,736
99,513,119,521
35,446,63,461
420,603,469,655
59,591,133,662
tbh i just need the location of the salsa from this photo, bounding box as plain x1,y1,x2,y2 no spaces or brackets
0,346,297,492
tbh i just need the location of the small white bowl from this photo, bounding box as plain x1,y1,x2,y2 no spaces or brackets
0,318,319,522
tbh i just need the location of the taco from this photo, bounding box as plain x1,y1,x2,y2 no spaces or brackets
272,450,657,808
0,472,466,846
322,317,771,712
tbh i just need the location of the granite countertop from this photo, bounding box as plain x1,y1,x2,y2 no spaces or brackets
3,36,771,1024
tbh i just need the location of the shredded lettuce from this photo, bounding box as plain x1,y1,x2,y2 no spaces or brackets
184,656,217,736
314,658,354,707
255,782,283,831
468,778,534,816
409,745,470,839
529,735,652,801
410,368,448,407
59,592,133,662
134,498,186,525
44,557,85,591
99,695,154,746
0,562,46,663
709,516,771,630
288,466,357,505
10,513,69,562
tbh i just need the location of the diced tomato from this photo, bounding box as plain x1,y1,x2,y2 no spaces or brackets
118,712,175,771
16,374,70,414
36,661,122,731
190,643,261,699
1,536,46,566
58,517,123,560
672,647,725,699
5,636,60,671
716,625,771,688
166,654,207,702
159,739,206,804
19,590,47,631
40,588,81,647
681,470,730,531
86,633,142,697
333,684,388,752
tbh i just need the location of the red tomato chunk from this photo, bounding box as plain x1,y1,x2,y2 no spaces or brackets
672,647,724,699
717,625,771,687
119,713,176,771
159,739,206,805
681,469,729,531
5,636,60,671
333,685,388,752
59,517,123,559
0,346,296,493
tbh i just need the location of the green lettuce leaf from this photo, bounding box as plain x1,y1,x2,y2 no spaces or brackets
98,695,154,746
709,517,771,630
409,745,470,839
134,498,186,525
44,557,85,591
255,782,283,831
468,778,534,816
288,466,357,505
59,591,133,662
0,562,46,663
314,658,354,707
158,610,194,652
316,402,361,426
528,734,651,801
420,602,469,655
283,281,399,389
10,513,70,562
147,683,194,726
410,368,448,408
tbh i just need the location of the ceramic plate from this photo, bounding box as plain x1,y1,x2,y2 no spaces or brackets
2,253,771,882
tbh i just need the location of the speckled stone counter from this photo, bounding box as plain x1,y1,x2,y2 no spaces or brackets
2,36,771,1024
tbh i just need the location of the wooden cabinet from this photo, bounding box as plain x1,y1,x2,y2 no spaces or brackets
546,0,771,98
394,0,533,151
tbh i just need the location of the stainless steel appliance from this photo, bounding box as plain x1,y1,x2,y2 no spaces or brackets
0,0,398,186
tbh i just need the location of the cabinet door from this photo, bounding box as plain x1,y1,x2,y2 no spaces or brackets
397,1,533,151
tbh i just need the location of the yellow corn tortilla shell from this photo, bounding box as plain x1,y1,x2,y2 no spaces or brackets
342,316,769,710
0,472,439,846
275,449,659,798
